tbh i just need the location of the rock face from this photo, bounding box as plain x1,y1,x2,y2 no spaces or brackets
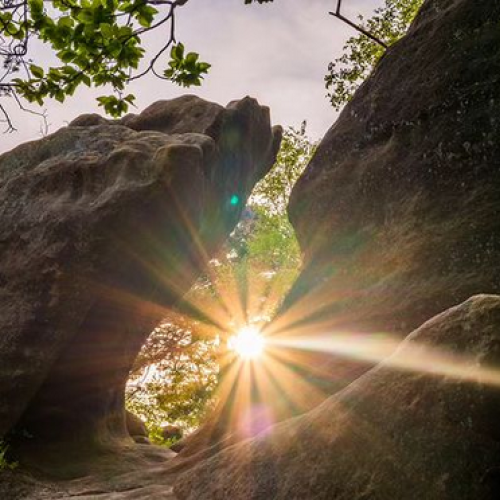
285,0,500,337
0,95,281,464
125,410,148,440
174,0,500,495
173,0,500,466
175,295,500,500
177,0,500,464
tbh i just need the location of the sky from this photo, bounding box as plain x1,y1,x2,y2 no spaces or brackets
0,0,381,154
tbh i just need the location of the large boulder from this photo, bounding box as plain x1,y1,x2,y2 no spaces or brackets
176,0,500,463
284,0,500,338
0,95,281,465
175,295,500,499
173,0,500,484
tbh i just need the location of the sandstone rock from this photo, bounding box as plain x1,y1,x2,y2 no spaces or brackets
132,436,151,445
177,0,500,463
175,295,500,499
126,410,148,438
0,445,178,499
0,95,281,470
173,0,500,486
284,0,500,339
161,425,183,442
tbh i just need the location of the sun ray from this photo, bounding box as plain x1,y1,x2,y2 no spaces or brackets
269,332,500,388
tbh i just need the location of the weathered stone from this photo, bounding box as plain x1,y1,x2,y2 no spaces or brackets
0,95,281,469
126,410,148,439
285,0,500,338
131,436,151,445
176,0,500,464
161,425,183,442
175,295,500,499
172,0,500,487
0,445,178,499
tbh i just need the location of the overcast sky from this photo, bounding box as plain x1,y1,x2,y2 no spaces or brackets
1,0,381,154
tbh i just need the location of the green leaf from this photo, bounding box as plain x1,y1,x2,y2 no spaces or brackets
171,43,184,61
30,64,44,78
76,9,95,24
58,50,76,63
28,0,43,14
109,42,123,57
99,22,112,38
184,52,199,71
55,90,65,102
58,16,74,28
82,74,92,87
198,62,211,72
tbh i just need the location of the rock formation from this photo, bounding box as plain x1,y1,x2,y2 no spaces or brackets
126,410,149,444
175,295,500,500
2,0,500,497
176,0,500,464
0,95,281,469
174,0,500,495
283,0,500,337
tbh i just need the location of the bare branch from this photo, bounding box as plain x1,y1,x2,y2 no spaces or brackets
128,3,177,82
329,0,388,49
0,100,15,132
12,90,48,133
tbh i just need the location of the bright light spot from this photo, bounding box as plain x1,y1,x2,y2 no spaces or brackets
228,326,265,360
230,194,240,206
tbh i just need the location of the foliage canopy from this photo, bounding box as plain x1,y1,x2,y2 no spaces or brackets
1,0,423,130
0,0,214,126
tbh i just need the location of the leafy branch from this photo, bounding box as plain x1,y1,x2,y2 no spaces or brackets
0,0,210,128
326,0,423,110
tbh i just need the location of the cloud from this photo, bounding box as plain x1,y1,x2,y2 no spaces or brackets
0,0,381,154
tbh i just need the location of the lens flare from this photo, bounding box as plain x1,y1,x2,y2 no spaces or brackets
229,326,265,360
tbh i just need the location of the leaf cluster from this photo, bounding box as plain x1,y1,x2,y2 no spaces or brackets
0,0,276,128
0,0,211,122
251,122,316,215
163,42,210,87
126,315,219,431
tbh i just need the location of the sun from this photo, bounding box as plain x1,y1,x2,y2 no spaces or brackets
228,325,265,360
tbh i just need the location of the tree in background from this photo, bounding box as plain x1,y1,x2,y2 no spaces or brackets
251,121,315,216
126,124,316,440
325,0,424,110
126,313,219,443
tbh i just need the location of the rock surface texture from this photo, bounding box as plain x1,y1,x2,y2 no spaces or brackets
2,0,500,497
176,0,500,464
175,0,500,497
175,295,500,500
0,95,281,471
285,0,500,337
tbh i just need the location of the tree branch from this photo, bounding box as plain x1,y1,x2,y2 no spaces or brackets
0,101,15,132
329,0,388,49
